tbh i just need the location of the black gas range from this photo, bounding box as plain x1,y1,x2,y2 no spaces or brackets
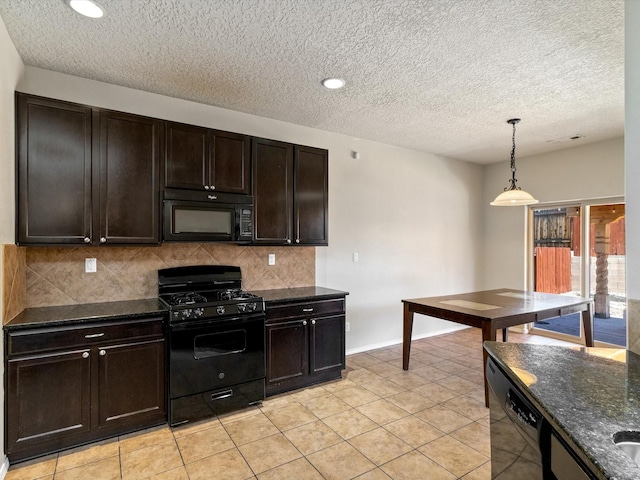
158,265,266,426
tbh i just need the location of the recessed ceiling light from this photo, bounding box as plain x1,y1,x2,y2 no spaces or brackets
66,0,105,18
322,78,345,90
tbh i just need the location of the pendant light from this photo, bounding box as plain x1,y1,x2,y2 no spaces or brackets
490,118,538,206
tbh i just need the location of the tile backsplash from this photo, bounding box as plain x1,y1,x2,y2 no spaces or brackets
2,243,315,323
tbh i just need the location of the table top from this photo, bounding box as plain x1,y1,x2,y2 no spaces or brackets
402,288,592,320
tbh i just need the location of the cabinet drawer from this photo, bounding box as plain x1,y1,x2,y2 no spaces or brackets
7,318,165,357
266,299,345,322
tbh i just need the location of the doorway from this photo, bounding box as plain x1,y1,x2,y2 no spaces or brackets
529,202,626,346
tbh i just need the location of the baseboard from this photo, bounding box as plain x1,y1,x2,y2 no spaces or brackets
345,325,470,356
0,455,9,479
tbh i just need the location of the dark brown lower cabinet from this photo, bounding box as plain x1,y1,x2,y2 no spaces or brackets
5,317,166,463
266,297,346,396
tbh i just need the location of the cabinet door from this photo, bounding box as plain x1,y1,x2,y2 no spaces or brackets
97,338,166,431
97,110,162,244
294,145,328,245
310,314,345,375
266,320,308,388
6,350,92,453
211,130,251,194
16,94,93,245
165,122,209,190
252,138,294,244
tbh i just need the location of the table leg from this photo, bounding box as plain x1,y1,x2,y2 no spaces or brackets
502,328,508,342
481,323,497,408
581,302,594,347
402,303,414,370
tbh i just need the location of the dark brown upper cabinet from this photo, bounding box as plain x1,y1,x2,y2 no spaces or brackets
165,122,250,195
16,93,162,246
252,138,328,245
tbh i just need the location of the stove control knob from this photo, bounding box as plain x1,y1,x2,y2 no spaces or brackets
216,306,226,315
248,302,257,311
183,309,193,319
237,304,246,313
195,308,204,317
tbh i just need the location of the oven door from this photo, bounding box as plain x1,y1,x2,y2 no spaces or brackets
169,313,265,399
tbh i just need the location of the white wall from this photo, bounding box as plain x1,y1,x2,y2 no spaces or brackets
0,14,24,477
18,67,484,354
482,137,625,290
626,0,640,301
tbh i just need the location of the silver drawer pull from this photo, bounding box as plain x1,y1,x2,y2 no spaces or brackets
302,320,307,326
302,308,314,312
85,333,105,338
99,349,106,356
82,352,89,359
312,319,316,325
211,389,233,401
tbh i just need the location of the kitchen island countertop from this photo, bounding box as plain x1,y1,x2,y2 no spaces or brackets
3,299,167,330
484,341,640,480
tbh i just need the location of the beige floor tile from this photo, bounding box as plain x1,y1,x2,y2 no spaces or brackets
460,460,491,480
409,365,450,382
322,408,378,439
436,375,481,394
386,372,430,389
119,425,175,454
450,422,491,457
53,456,120,480
348,427,412,465
149,465,190,480
306,442,376,480
367,349,401,363
345,368,382,385
5,454,57,480
366,362,404,378
348,353,383,368
55,438,119,472
416,405,474,433
361,378,406,397
354,468,392,479
218,405,262,424
356,399,409,425
288,386,328,402
222,412,279,446
120,440,183,480
175,424,235,464
381,450,456,480
442,395,489,421
419,435,489,477
301,393,351,418
383,416,445,448
322,378,359,393
238,433,302,474
257,458,323,480
283,420,343,455
263,403,318,431
432,360,469,375
185,448,254,480
411,383,459,403
385,390,435,414
332,386,381,407
171,417,221,438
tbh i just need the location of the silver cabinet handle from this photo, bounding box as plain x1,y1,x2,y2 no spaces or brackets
286,239,292,244
312,319,316,325
82,352,89,358
295,239,300,244
302,320,307,326
85,333,105,338
210,185,215,190
100,237,107,243
99,349,106,356
207,195,217,200
83,237,91,243
204,185,210,190
302,308,314,312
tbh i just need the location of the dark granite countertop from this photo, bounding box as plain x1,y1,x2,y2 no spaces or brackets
250,286,349,304
484,341,640,480
3,299,167,331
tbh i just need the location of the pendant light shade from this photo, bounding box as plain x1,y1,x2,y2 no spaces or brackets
490,118,538,207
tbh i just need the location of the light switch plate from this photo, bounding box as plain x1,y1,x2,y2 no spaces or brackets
85,258,97,273
268,254,276,266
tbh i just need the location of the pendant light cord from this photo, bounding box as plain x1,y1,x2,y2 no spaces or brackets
506,118,521,191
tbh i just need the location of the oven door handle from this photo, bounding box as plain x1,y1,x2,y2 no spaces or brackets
170,314,264,331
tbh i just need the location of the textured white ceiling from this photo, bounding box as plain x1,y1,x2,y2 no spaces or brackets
0,0,624,164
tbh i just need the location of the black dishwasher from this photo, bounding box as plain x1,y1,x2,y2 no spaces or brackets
487,357,550,479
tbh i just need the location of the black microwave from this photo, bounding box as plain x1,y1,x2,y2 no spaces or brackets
163,189,253,243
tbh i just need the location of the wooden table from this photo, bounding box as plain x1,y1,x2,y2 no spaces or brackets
402,288,594,406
